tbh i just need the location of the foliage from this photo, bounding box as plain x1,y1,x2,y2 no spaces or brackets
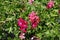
0,0,60,40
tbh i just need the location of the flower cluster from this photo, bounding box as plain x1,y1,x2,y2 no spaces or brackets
46,0,54,9
17,11,40,33
18,18,28,33
28,11,40,29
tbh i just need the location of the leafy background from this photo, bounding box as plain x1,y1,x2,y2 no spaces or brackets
0,0,60,40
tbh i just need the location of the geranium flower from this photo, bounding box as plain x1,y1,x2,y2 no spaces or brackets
46,0,54,9
28,11,40,29
17,18,28,33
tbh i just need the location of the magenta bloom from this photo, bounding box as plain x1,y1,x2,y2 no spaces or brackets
29,0,34,4
18,18,28,33
28,11,40,29
46,0,54,9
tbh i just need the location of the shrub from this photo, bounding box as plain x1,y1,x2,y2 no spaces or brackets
0,0,60,40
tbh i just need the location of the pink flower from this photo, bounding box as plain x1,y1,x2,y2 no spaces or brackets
29,11,37,23
29,0,34,4
28,11,40,29
46,0,54,9
17,18,28,33
19,32,25,40
18,18,28,27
